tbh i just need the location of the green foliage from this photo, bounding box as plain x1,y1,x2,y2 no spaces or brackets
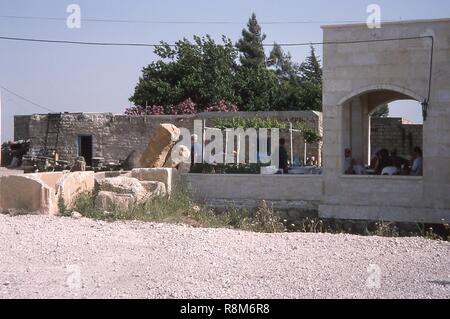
269,43,301,81
234,66,281,111
236,13,267,67
58,196,70,217
371,220,400,237
300,46,322,83
129,14,324,114
71,192,449,240
213,117,321,144
246,201,285,233
130,35,240,110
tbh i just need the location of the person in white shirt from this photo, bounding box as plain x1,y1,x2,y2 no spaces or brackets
410,147,423,176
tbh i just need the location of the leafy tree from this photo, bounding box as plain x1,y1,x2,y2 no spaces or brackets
371,104,390,117
129,15,325,115
236,13,267,67
130,35,239,111
234,66,281,111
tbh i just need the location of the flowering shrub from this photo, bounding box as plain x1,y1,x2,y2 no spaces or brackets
125,105,165,116
169,98,198,115
205,100,238,113
125,98,238,115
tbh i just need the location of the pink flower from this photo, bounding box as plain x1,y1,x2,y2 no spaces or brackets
205,100,238,113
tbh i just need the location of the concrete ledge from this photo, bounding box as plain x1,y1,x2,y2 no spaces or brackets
184,174,324,202
319,204,450,224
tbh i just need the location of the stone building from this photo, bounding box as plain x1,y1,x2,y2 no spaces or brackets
14,111,323,166
186,18,449,224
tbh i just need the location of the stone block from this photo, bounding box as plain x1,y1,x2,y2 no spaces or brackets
95,191,135,212
97,176,148,202
140,181,166,197
140,123,181,168
0,174,57,214
131,168,179,194
56,171,95,208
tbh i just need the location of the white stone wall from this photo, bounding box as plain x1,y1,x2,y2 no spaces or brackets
320,19,450,223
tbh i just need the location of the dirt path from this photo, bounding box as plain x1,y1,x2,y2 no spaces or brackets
0,214,449,299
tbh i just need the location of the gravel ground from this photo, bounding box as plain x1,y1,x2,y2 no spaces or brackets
0,214,449,299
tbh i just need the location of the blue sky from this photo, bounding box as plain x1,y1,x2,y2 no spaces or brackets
1,0,449,141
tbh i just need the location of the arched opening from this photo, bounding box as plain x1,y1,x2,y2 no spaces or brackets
341,87,425,176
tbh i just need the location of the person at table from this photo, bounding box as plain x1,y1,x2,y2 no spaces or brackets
344,148,354,174
390,149,410,175
278,138,289,174
373,148,391,175
410,147,423,176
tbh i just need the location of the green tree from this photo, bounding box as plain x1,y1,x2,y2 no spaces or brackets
269,43,301,82
371,104,390,117
297,46,323,111
130,35,239,110
234,66,281,111
300,45,322,83
236,13,267,67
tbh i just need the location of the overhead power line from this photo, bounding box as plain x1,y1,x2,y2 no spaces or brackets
0,15,368,25
0,36,166,47
0,85,56,112
0,35,434,113
0,35,432,48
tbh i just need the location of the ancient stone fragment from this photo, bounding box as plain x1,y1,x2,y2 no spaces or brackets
131,168,179,194
95,191,135,211
97,176,148,202
139,124,181,168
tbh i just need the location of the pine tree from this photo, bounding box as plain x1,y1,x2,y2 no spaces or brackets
236,13,267,67
300,45,322,83
269,43,300,81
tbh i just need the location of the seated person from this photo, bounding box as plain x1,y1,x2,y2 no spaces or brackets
344,148,354,174
410,147,423,176
390,149,409,175
374,149,391,175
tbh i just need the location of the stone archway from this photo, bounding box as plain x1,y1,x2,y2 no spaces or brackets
338,85,424,169
319,18,450,223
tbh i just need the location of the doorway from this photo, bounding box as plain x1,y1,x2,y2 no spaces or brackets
78,135,93,166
